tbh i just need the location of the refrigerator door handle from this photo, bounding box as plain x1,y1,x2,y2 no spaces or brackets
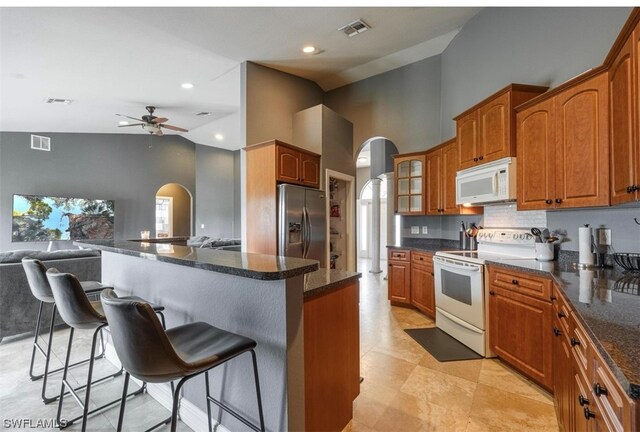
302,207,309,258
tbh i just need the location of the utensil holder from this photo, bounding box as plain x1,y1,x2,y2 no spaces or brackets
535,243,554,261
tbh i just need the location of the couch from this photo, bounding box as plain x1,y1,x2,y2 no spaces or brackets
0,249,101,342
186,236,242,251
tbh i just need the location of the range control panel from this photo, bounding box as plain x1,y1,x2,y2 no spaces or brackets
476,228,536,245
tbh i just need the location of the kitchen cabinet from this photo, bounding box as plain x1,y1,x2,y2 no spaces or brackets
245,139,321,255
388,249,411,305
455,84,548,170
516,71,610,210
488,267,553,391
275,142,321,189
553,314,573,431
410,251,435,318
425,139,482,216
393,153,425,215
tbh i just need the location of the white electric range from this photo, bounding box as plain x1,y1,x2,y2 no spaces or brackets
433,228,537,357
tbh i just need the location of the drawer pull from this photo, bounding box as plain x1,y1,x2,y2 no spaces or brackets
553,327,562,336
578,394,589,406
570,337,580,347
489,290,495,296
584,407,596,420
593,383,608,397
557,311,566,318
419,257,424,261
545,199,553,205
511,279,519,285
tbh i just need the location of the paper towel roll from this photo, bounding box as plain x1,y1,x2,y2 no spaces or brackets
578,269,594,304
579,226,594,266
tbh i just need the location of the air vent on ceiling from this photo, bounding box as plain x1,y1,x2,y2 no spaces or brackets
338,19,371,37
196,112,212,116
45,98,73,105
31,134,51,151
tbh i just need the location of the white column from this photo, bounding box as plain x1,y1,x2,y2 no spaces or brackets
370,178,382,273
380,172,395,247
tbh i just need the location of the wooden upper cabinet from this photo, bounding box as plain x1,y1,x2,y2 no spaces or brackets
517,98,556,211
479,91,510,164
554,72,610,208
273,141,321,189
457,111,479,170
610,33,636,205
393,153,425,215
455,84,548,171
441,140,460,214
425,149,442,215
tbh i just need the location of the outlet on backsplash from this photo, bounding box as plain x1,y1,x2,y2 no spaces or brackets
411,226,419,234
422,226,428,234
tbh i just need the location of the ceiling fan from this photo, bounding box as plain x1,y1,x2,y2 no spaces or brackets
116,106,188,136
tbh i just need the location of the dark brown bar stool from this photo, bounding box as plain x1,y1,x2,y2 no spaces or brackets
22,257,111,404
46,269,167,432
100,289,265,432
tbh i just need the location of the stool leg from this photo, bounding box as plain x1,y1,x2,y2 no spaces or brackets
250,350,266,432
29,301,45,381
170,377,189,432
56,327,74,427
41,304,58,404
116,372,130,432
205,371,213,432
80,326,102,432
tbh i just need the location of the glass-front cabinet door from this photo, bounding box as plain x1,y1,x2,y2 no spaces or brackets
393,153,426,215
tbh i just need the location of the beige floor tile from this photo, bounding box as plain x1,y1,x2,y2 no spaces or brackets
478,358,554,405
384,390,470,432
399,365,477,414
418,353,483,383
361,350,418,391
343,419,377,432
467,383,559,432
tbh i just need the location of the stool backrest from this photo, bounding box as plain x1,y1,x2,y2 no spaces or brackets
46,269,105,329
100,289,183,382
22,258,54,302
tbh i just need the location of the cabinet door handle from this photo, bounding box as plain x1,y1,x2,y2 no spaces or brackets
634,185,640,192
545,199,552,205
489,290,495,296
478,156,484,161
473,157,479,162
553,327,562,336
558,311,566,318
570,337,580,347
511,279,519,285
419,257,424,261
584,407,596,420
628,186,634,194
593,383,608,397
578,394,589,406
555,198,562,204
550,295,557,301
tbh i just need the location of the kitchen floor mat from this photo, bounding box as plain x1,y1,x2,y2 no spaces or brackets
404,327,482,362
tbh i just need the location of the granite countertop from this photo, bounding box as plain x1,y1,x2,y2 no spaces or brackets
304,268,361,298
75,240,318,281
387,238,464,254
487,259,640,400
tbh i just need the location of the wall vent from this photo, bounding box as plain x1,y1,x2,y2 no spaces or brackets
31,134,51,151
45,98,73,105
338,19,371,37
196,112,212,116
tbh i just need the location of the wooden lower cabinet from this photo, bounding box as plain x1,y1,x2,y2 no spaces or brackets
388,252,411,305
553,315,574,431
410,252,435,318
304,281,360,432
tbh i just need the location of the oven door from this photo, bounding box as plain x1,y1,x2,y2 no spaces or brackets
433,256,485,330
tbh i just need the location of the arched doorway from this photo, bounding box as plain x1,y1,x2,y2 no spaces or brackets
358,178,388,260
155,183,193,238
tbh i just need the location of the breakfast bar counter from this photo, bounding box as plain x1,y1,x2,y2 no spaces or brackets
75,239,353,432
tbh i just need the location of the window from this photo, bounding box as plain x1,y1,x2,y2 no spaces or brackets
359,178,387,200
155,196,173,238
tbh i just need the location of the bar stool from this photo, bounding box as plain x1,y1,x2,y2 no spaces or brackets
46,269,167,432
22,257,111,404
100,289,266,432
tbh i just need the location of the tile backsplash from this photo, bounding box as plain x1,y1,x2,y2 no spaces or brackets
483,203,546,228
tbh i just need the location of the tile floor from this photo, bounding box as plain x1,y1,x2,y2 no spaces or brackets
0,259,559,431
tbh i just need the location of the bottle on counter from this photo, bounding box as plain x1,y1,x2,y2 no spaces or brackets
459,221,467,250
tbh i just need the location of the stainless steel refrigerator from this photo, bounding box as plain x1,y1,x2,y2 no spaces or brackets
278,184,327,267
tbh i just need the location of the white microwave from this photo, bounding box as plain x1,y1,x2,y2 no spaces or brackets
456,157,517,205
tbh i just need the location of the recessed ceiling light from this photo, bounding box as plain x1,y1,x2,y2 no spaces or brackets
215,134,224,141
119,121,129,125
302,46,318,54
181,83,194,89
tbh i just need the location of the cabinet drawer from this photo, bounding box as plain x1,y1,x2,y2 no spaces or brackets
388,249,410,262
591,351,634,432
490,268,552,300
411,251,433,268
571,315,590,376
552,290,572,336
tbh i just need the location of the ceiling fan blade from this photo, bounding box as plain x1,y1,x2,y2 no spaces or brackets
118,123,145,127
152,117,168,124
116,114,144,121
161,124,189,132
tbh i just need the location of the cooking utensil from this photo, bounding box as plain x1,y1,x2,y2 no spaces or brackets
531,227,543,243
542,228,550,242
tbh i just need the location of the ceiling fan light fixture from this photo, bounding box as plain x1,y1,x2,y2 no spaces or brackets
119,121,129,125
181,82,194,89
215,133,224,141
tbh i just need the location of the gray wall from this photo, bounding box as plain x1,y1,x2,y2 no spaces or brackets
195,144,238,239
324,55,442,155
245,61,324,146
0,132,196,251
369,138,398,178
439,7,631,139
